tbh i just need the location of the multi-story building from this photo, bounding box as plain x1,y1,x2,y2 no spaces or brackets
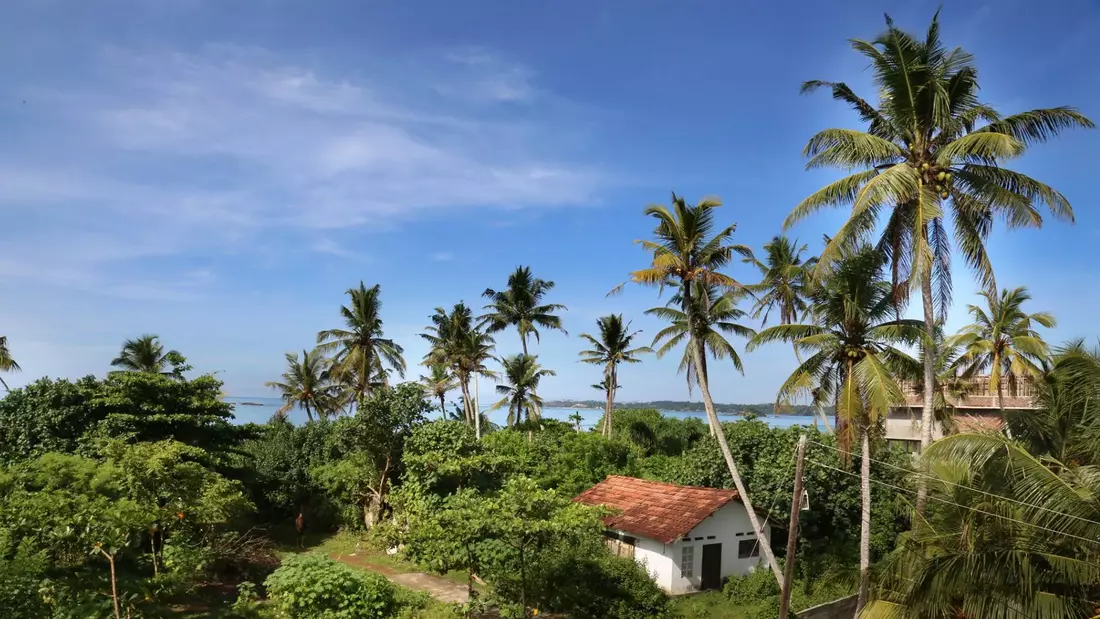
884,375,1041,452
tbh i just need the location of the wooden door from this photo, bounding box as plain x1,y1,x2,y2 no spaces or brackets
701,543,722,590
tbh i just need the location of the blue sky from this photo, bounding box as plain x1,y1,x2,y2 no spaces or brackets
2,0,1098,404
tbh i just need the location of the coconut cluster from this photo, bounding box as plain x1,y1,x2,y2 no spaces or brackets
918,162,953,199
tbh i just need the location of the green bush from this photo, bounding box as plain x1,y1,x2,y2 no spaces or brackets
540,552,669,618
723,568,781,619
264,554,396,618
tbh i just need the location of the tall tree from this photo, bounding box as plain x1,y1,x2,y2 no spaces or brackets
646,284,755,399
265,349,336,423
422,303,497,429
748,246,923,613
317,282,406,401
949,286,1054,409
786,10,1091,510
578,314,651,438
481,266,567,356
0,335,19,391
492,354,555,427
420,364,457,416
620,192,783,584
110,334,182,376
737,235,817,327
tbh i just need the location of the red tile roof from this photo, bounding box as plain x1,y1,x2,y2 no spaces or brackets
574,475,740,543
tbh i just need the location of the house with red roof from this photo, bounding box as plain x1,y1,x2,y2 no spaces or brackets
574,475,772,594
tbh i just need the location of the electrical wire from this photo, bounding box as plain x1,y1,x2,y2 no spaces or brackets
806,439,1100,529
805,457,1100,548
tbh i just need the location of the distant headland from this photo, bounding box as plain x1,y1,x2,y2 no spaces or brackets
541,400,819,416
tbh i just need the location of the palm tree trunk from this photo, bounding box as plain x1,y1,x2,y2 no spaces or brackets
439,394,446,416
304,402,314,423
915,265,936,515
689,328,784,586
460,379,472,424
603,366,615,439
521,332,529,357
856,428,871,617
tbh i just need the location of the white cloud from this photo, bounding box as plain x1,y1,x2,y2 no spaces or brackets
2,43,604,294
431,251,454,262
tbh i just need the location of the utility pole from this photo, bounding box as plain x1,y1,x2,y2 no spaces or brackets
474,373,481,440
779,435,808,619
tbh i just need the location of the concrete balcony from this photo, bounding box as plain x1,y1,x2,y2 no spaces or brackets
897,375,1041,411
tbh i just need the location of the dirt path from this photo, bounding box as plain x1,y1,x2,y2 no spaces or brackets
330,553,470,604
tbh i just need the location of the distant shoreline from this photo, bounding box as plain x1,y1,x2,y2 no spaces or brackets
542,401,819,416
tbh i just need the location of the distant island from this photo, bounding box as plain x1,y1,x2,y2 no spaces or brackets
542,400,820,417
234,401,266,407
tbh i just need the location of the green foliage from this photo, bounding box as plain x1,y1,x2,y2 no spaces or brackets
611,408,707,456
264,553,397,618
236,418,340,525
0,376,102,463
536,549,669,619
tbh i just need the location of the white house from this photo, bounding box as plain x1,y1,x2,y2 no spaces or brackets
575,475,772,594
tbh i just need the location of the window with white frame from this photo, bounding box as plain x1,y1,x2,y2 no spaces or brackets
681,545,694,578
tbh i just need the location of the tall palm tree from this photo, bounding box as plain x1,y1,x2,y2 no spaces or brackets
620,192,783,584
578,314,651,438
265,349,337,423
420,364,457,416
737,235,817,327
786,11,1092,510
110,334,180,374
949,286,1054,409
0,335,20,391
422,303,498,432
480,266,567,355
317,282,406,401
646,284,755,399
492,354,555,427
748,246,923,613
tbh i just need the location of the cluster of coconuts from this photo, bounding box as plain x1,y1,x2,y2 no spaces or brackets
919,162,953,199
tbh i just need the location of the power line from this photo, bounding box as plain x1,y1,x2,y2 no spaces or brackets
805,457,1100,548
807,439,1100,530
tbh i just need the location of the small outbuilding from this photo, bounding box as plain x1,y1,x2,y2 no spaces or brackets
575,475,771,594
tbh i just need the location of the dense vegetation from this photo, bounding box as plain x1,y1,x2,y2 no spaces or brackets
1,9,1095,619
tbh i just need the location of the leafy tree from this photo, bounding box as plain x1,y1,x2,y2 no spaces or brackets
0,376,101,463
787,11,1092,511
610,408,706,457
646,284,754,396
748,245,922,611
623,192,782,582
481,266,568,356
0,335,20,391
110,334,185,377
264,553,397,619
493,354,555,427
317,282,406,401
419,363,456,416
266,348,339,423
949,286,1055,408
401,420,487,498
578,314,651,437
331,383,429,527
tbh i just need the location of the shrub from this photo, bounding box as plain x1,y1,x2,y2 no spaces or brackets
264,554,396,618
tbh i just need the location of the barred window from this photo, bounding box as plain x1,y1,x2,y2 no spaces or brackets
681,545,694,578
738,538,760,559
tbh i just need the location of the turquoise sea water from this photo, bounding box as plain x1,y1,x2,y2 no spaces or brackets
224,396,823,430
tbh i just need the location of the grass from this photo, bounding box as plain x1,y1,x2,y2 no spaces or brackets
302,530,482,590
669,591,754,619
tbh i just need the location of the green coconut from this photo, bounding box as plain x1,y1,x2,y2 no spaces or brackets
945,173,953,182
937,171,946,181
941,191,949,199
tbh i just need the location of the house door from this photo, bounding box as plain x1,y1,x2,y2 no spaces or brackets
701,543,722,590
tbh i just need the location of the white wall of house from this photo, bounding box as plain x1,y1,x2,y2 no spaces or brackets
617,501,772,595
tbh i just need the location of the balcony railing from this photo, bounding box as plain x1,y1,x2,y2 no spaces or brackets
897,375,1041,410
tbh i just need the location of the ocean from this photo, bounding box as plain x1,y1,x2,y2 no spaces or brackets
224,396,823,431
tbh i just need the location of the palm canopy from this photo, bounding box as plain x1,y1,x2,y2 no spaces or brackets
787,10,1092,316
647,284,755,390
422,303,497,424
317,282,406,400
492,354,555,427
0,335,20,391
480,266,567,355
579,314,651,437
737,235,817,326
110,334,181,375
419,364,457,414
748,246,924,452
948,286,1054,408
265,348,338,423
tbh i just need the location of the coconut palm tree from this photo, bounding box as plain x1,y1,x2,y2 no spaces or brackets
869,348,1100,618
948,286,1054,409
480,266,567,355
110,334,181,374
748,246,924,613
578,314,651,438
786,11,1092,510
420,364,457,416
317,282,405,401
620,192,783,584
265,349,337,423
737,235,817,327
422,303,498,433
492,354,555,427
0,336,20,391
646,284,755,399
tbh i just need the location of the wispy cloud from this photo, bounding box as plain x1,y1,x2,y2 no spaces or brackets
431,251,455,262
3,43,604,293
